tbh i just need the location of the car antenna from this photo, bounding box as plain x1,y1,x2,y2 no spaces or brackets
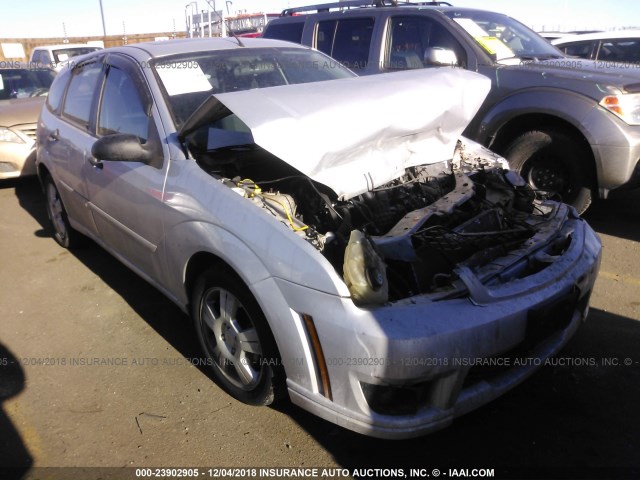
205,1,245,47
226,22,246,47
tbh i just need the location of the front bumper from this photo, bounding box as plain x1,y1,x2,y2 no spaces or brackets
0,126,37,180
582,107,640,195
267,205,601,439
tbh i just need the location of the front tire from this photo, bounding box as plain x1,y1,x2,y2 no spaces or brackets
191,267,284,406
43,175,83,248
503,129,594,214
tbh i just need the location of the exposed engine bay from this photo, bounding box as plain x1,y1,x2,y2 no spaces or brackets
190,133,559,306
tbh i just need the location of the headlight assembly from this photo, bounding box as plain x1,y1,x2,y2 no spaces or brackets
0,127,24,144
600,93,640,125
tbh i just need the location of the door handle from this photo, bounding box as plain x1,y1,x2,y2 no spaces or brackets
87,156,103,169
48,129,59,142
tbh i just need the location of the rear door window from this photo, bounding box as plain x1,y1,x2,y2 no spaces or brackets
315,17,375,70
61,61,103,128
597,39,640,63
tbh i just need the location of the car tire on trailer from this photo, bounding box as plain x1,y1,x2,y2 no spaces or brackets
191,267,285,406
503,129,593,213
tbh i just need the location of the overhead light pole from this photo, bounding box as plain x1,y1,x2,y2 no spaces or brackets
98,0,107,36
185,2,198,37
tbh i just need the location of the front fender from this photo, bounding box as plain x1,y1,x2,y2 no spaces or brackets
160,218,350,308
472,87,640,191
473,87,598,146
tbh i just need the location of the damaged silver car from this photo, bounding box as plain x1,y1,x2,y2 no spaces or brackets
36,38,601,439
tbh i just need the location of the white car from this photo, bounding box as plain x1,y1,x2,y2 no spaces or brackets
37,38,601,439
29,44,103,71
537,31,572,42
552,30,640,64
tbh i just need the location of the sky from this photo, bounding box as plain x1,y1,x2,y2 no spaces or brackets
0,0,639,38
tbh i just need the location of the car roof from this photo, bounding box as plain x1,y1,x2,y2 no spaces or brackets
107,37,309,59
33,44,100,50
273,3,506,17
552,30,640,45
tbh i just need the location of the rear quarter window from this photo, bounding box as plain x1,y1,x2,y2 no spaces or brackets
46,68,71,114
263,21,305,44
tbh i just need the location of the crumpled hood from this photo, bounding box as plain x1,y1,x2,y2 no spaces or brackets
183,68,491,199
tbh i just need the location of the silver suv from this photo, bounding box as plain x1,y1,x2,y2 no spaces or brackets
264,0,640,213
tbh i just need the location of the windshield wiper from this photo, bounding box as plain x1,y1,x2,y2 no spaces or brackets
496,55,539,63
535,54,564,60
497,53,562,63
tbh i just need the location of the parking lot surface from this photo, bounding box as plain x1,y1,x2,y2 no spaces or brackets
1,177,639,479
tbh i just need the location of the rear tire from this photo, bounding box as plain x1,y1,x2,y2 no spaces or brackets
43,175,84,248
191,267,285,406
503,129,593,214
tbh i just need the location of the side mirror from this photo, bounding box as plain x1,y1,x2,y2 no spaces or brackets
424,47,458,66
91,134,154,164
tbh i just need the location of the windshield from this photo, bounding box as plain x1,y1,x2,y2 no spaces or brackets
0,68,55,100
444,10,562,61
153,47,355,127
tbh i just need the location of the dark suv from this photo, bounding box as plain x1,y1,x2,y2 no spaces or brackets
264,0,640,213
